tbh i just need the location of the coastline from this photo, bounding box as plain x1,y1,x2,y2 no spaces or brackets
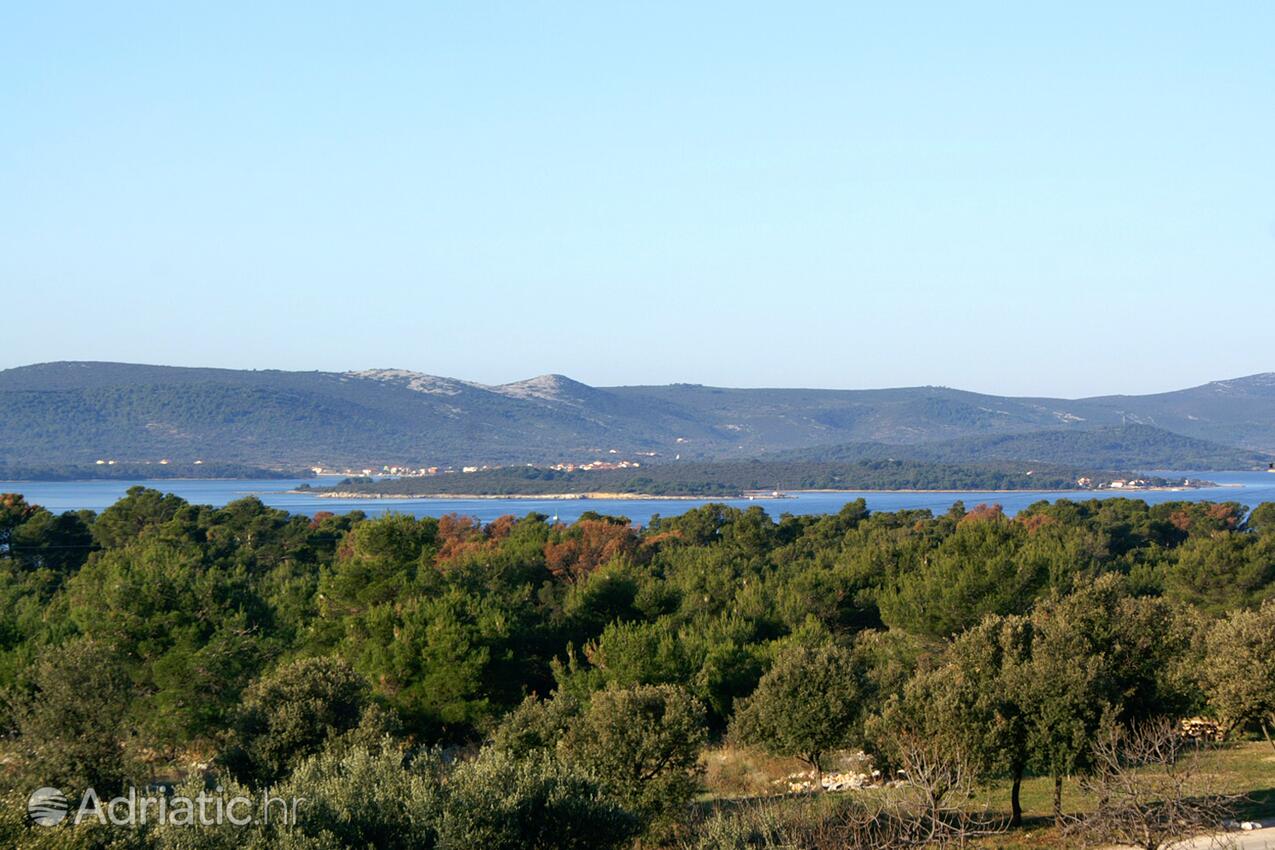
798,483,1220,494
0,476,307,483
311,490,716,501
305,482,1225,501
303,481,1229,502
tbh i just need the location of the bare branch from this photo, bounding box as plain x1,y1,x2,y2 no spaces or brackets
1063,719,1238,850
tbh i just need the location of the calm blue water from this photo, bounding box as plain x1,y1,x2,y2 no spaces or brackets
4,471,1275,525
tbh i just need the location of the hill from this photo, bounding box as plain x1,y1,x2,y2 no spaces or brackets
2,361,1274,472
782,425,1271,470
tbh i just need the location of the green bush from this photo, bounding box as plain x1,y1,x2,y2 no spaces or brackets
8,639,140,798
441,748,637,850
562,683,707,834
221,656,383,786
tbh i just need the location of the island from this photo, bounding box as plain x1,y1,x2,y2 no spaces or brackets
307,460,1212,500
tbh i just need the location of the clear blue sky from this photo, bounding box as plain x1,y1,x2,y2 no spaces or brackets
3,2,1272,397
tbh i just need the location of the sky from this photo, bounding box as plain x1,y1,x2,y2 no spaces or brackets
2,2,1273,398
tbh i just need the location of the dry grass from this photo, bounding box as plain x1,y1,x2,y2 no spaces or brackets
977,741,1275,849
696,740,1275,849
700,744,810,798
700,745,881,799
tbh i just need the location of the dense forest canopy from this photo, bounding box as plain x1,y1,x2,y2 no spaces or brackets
1,487,1272,848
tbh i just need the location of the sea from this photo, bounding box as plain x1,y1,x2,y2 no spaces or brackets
4,471,1275,525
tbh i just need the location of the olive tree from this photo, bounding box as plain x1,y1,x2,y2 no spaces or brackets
875,615,1034,825
487,691,581,758
562,683,707,832
728,643,860,789
1202,599,1275,748
221,655,386,786
1022,576,1198,824
441,748,638,850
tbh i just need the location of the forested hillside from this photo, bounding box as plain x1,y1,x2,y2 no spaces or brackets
4,361,1275,470
783,424,1271,470
1,488,1272,847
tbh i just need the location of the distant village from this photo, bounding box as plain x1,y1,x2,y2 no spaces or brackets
77,455,1216,493
1075,476,1209,491
94,458,204,466
310,449,652,480
1075,476,1154,490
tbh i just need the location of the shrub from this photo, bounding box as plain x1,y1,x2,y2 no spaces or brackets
221,656,379,786
8,639,139,798
562,683,707,833
440,748,637,850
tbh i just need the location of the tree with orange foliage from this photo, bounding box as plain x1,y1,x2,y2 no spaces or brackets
959,503,1005,525
545,519,639,584
434,513,521,564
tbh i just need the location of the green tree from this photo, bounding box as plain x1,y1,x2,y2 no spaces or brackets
876,615,1034,825
222,655,378,786
0,493,37,556
316,513,438,621
9,638,138,796
1164,534,1275,614
9,508,95,574
348,586,511,738
1201,600,1275,747
90,486,187,549
65,541,272,745
728,643,861,788
877,514,1044,637
1246,502,1275,535
1021,575,1198,823
562,683,707,833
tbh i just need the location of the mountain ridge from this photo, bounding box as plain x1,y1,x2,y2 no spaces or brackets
2,361,1274,469
777,424,1270,471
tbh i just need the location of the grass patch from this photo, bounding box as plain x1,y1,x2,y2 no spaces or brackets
699,741,1275,849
